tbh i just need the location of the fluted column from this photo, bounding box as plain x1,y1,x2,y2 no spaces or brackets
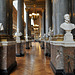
53,0,69,36
45,0,52,38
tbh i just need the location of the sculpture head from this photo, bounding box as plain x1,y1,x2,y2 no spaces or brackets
64,14,70,23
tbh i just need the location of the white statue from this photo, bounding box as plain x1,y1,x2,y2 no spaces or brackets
43,34,46,40
60,14,75,42
25,34,28,41
15,32,22,43
0,23,4,31
47,27,53,40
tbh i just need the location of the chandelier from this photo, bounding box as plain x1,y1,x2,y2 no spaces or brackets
29,13,39,20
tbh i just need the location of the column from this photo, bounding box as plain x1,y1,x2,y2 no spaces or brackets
26,9,29,41
28,17,31,39
0,0,17,74
17,0,24,39
0,0,13,39
45,0,52,38
53,0,57,35
70,1,75,73
16,0,25,57
29,17,32,47
41,9,45,49
8,0,13,37
71,0,75,39
41,9,45,38
53,0,69,36
25,9,30,49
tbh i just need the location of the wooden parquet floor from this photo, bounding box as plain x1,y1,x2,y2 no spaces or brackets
10,42,54,75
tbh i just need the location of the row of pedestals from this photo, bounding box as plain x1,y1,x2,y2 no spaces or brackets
0,40,31,75
41,40,75,75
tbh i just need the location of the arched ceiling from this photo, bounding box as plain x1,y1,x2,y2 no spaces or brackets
24,0,45,15
24,0,45,8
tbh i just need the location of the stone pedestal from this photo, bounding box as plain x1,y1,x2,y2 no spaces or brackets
44,41,51,57
41,41,44,49
26,42,30,49
0,41,17,75
21,41,25,56
16,43,21,57
16,41,25,57
50,41,75,75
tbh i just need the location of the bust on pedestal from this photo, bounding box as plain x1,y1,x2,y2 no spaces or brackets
47,27,53,40
60,14,75,42
15,32,22,43
43,34,46,40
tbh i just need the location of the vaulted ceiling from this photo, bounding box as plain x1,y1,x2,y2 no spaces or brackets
24,0,45,8
24,0,45,14
24,0,45,35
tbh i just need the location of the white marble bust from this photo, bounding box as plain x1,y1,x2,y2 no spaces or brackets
15,32,22,43
60,14,75,31
60,14,75,42
0,23,4,31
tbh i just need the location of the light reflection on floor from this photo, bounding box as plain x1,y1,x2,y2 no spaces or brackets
10,42,54,75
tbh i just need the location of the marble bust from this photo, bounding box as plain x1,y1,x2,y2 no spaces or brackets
0,23,4,31
47,27,53,40
15,32,22,43
43,34,46,40
60,14,75,42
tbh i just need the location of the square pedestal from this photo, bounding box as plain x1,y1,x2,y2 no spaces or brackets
16,42,25,57
0,41,17,75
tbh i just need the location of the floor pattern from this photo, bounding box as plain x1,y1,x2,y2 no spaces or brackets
11,42,54,75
